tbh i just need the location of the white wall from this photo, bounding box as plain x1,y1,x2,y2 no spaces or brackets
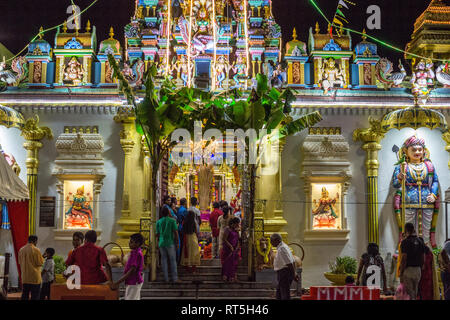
0,107,124,287
281,108,450,287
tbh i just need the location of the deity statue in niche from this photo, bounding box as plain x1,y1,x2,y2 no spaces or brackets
65,185,93,229
319,58,345,94
392,136,439,248
312,186,339,229
63,56,84,85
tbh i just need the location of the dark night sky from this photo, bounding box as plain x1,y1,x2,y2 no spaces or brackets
0,0,445,63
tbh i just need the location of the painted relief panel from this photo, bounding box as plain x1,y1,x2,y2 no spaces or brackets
64,180,94,229
311,183,341,230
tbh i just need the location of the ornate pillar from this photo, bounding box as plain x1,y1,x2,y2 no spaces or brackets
442,130,450,170
255,137,288,241
21,115,53,235
112,107,141,255
353,117,385,245
141,137,151,217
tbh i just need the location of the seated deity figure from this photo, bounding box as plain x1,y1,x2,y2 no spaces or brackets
392,136,439,248
64,56,84,85
232,55,247,88
410,59,435,103
320,58,345,94
312,187,339,229
65,185,94,229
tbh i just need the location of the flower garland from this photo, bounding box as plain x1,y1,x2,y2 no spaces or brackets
255,237,272,264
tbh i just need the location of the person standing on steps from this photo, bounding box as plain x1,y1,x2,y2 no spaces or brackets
399,222,425,300
189,197,202,231
217,206,232,253
176,198,188,264
270,233,299,300
221,217,241,282
156,206,181,283
209,202,223,259
180,210,201,274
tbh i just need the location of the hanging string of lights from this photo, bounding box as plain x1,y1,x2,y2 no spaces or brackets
6,0,99,63
308,0,449,64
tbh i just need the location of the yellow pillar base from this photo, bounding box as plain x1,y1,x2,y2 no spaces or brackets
109,218,140,256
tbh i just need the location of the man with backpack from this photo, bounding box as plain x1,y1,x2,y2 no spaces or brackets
399,222,425,300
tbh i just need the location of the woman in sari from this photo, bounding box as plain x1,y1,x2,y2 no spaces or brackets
217,206,232,253
221,217,241,282
439,239,450,300
418,244,439,300
180,210,201,273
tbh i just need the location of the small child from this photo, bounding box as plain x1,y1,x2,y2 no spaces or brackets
40,248,55,300
111,233,145,300
345,275,355,287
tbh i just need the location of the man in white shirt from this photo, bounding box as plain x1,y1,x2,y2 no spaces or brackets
270,233,299,300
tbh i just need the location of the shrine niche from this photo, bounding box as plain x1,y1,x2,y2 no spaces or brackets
53,20,97,86
353,29,380,89
285,28,308,87
300,127,351,241
308,22,353,93
52,126,105,240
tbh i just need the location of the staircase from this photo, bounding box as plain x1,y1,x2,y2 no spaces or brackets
117,259,283,300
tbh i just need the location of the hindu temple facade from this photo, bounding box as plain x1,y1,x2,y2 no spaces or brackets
1,0,450,289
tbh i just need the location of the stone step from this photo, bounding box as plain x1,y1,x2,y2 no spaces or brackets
132,288,276,298
141,281,274,290
175,265,248,274
156,273,250,282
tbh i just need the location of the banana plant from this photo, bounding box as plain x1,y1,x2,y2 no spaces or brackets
108,54,322,280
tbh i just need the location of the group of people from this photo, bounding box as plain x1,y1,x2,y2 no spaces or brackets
17,230,145,300
353,222,450,300
157,196,242,283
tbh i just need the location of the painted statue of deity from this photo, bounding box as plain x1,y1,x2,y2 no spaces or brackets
232,55,247,88
65,185,94,229
320,58,345,94
214,56,232,89
392,136,439,248
411,59,435,103
173,55,194,86
312,187,339,229
63,56,84,85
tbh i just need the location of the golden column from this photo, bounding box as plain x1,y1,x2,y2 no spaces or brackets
21,115,53,235
255,137,288,241
141,137,151,218
113,107,141,255
442,130,450,170
353,117,385,244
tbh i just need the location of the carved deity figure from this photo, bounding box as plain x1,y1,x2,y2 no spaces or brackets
232,55,247,88
65,185,94,229
214,56,232,89
320,58,345,94
411,59,435,103
157,55,169,77
312,187,339,229
392,136,439,248
173,55,194,86
64,56,84,85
